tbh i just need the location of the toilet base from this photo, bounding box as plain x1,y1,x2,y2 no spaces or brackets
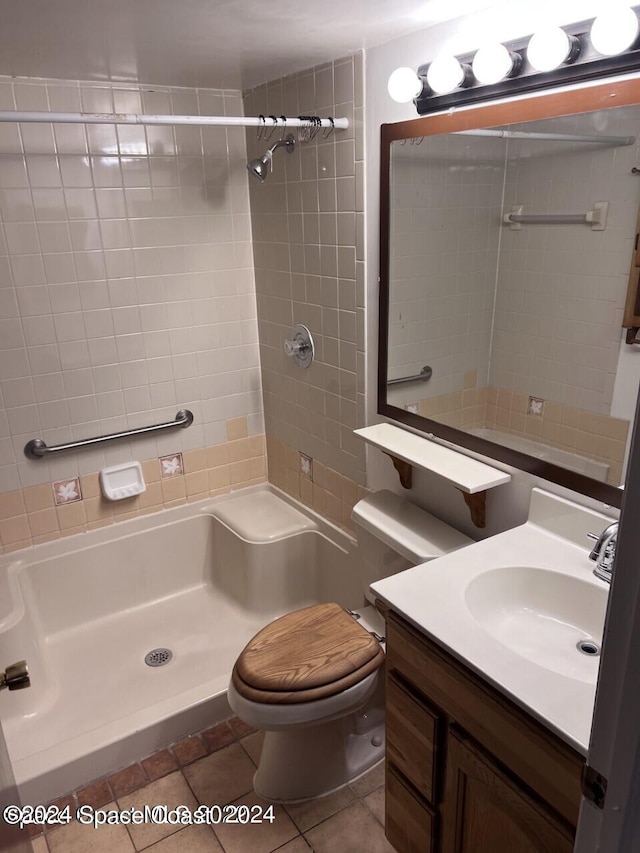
253,707,385,802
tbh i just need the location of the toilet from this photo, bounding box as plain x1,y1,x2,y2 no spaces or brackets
228,489,472,802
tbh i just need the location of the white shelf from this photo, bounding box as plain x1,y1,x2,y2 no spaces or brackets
354,423,511,494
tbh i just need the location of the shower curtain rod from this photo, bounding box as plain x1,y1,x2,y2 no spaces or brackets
455,129,635,146
0,111,349,129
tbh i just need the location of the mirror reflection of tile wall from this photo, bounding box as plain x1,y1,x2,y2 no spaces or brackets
387,107,640,486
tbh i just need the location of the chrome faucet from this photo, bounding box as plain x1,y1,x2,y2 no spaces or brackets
588,522,618,583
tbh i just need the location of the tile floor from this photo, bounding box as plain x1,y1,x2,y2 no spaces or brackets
25,717,394,852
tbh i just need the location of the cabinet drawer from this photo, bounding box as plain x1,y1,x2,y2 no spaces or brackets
387,675,439,803
386,764,436,853
386,612,584,827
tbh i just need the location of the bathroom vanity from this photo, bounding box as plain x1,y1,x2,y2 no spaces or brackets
383,607,582,852
370,487,614,853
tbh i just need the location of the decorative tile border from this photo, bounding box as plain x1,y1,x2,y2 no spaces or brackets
0,418,267,555
300,453,313,480
267,435,368,533
52,478,83,506
0,422,368,555
527,396,545,417
159,453,184,478
413,385,629,486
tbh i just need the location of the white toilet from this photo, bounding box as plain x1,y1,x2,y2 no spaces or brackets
228,489,472,802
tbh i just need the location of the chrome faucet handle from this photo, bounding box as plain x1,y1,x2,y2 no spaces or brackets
0,660,30,691
588,522,618,583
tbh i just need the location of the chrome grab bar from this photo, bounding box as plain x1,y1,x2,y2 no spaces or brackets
24,409,194,460
387,365,433,385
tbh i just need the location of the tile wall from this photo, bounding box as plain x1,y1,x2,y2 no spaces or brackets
388,107,639,485
493,107,639,414
266,434,369,531
0,415,266,553
0,76,268,552
0,67,371,554
387,133,504,408
243,53,367,487
483,388,629,485
415,384,629,485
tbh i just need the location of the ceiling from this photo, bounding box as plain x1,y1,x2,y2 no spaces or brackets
0,0,504,91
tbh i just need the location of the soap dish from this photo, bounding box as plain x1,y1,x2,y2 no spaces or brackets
100,461,146,501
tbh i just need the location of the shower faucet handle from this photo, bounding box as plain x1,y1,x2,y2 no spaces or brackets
284,324,315,369
0,660,30,691
284,338,306,356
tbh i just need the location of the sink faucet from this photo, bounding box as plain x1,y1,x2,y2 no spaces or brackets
588,522,618,583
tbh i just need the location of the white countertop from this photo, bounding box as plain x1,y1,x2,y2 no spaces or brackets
371,488,615,755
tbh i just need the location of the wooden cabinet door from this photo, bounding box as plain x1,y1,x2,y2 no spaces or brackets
442,732,574,853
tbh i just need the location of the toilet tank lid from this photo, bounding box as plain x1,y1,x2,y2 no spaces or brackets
352,490,473,562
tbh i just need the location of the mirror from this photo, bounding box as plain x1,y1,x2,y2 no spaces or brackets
379,80,640,508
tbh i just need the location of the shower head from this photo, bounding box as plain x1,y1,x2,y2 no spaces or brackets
247,133,296,182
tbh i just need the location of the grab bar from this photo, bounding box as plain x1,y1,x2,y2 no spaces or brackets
504,202,609,231
24,409,194,459
388,365,433,385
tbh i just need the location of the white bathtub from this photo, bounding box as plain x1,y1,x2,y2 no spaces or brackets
0,485,362,805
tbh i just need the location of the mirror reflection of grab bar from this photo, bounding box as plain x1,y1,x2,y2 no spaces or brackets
388,365,433,385
504,202,609,231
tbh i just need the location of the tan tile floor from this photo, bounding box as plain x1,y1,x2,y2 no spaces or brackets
25,720,394,852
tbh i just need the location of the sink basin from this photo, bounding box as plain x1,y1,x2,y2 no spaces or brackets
465,567,607,682
371,487,618,752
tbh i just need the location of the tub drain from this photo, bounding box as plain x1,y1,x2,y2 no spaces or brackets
576,639,601,657
145,648,173,667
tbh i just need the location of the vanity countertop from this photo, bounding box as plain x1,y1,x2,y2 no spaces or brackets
371,488,615,755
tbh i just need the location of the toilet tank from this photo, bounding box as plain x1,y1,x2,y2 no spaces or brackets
352,490,473,601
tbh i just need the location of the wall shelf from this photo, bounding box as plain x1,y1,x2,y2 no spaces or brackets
354,423,511,527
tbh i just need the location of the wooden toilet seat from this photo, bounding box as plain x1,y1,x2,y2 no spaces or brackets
232,602,385,704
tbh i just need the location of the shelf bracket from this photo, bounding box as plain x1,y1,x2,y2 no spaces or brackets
384,452,413,489
625,326,640,345
458,489,486,528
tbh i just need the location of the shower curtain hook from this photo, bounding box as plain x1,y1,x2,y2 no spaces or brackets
309,116,321,141
264,115,278,142
297,116,313,144
279,115,288,140
257,115,266,140
322,117,335,139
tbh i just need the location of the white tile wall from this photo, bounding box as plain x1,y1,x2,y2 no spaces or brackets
387,133,505,407
243,54,366,484
388,106,640,419
492,106,640,414
0,76,263,493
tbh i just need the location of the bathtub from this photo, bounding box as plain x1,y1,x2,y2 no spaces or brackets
0,485,362,805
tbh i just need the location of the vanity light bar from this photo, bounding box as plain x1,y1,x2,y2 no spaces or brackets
391,7,640,113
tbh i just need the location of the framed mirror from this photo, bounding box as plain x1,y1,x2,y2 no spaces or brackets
379,79,640,509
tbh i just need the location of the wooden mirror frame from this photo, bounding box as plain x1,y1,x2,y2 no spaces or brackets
378,78,640,510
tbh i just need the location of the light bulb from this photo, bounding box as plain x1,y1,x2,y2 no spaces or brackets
591,6,639,56
527,27,580,72
426,55,467,95
472,44,520,85
387,67,424,103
